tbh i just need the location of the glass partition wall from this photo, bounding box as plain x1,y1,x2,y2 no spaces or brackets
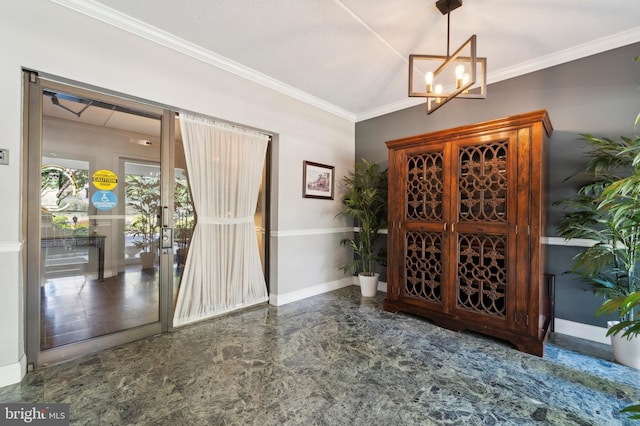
25,72,268,368
26,74,173,367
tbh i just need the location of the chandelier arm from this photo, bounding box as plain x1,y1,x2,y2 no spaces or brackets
447,12,450,57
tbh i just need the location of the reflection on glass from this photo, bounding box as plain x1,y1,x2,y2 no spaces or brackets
40,89,161,350
174,169,194,268
172,130,196,304
124,163,161,269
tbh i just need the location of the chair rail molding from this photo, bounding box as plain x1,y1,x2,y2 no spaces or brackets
0,241,23,253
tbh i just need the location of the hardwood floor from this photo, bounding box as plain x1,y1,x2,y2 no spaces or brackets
40,266,160,349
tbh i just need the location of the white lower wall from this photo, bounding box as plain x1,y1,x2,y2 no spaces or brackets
271,230,352,295
0,356,27,388
0,244,25,387
554,318,610,345
270,278,353,306
270,264,388,307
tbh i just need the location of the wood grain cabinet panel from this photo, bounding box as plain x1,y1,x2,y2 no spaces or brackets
384,110,553,356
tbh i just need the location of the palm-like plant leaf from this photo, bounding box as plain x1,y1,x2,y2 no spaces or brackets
336,159,387,275
557,131,640,324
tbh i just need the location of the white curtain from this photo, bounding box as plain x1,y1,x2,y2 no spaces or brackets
173,113,269,327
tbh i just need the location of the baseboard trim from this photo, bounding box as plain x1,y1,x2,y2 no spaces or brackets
270,278,354,306
554,318,610,345
270,277,390,307
0,354,26,387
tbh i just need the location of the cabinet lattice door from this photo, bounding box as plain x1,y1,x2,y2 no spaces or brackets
456,232,507,317
385,111,553,356
452,137,515,323
404,149,445,306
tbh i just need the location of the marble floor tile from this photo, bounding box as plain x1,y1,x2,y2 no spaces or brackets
1,285,639,425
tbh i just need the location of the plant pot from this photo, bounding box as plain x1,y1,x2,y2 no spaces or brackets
608,321,640,369
358,273,379,297
139,252,156,270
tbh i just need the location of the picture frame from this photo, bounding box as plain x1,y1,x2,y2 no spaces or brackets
303,161,334,199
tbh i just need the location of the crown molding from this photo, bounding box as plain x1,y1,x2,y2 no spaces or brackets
356,97,425,122
356,27,640,122
49,1,640,124
486,27,640,86
49,0,357,122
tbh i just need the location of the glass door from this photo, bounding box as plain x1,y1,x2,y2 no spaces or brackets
25,73,175,367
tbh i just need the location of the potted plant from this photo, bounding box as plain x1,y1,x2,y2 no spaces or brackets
557,126,640,369
599,289,640,419
563,56,640,420
126,174,160,269
336,158,387,297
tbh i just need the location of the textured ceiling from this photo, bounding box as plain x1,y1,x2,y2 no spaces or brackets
55,0,640,121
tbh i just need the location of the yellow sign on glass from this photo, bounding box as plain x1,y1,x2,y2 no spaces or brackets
92,169,118,190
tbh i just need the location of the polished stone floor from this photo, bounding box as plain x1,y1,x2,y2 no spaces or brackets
2,285,640,425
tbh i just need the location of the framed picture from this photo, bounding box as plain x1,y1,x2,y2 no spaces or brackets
303,161,334,199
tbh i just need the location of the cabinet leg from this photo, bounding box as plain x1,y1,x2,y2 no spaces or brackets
382,299,399,313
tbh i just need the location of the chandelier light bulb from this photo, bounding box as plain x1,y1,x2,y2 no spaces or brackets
455,64,465,89
425,72,434,93
435,84,443,104
425,72,434,84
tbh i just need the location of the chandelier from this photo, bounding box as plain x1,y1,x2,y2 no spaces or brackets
408,0,487,114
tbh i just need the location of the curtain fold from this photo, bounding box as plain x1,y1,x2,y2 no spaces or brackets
173,114,269,327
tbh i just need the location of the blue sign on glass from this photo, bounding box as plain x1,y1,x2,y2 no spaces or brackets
91,190,117,211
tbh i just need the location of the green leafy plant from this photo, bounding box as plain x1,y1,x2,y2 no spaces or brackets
125,174,160,253
557,131,640,420
557,132,640,325
336,158,387,276
558,53,640,422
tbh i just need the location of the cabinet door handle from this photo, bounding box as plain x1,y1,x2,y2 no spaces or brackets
451,223,455,233
443,223,447,231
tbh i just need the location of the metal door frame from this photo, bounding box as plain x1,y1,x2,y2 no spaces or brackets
23,71,175,369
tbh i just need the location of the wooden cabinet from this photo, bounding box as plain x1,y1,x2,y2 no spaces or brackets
383,110,553,356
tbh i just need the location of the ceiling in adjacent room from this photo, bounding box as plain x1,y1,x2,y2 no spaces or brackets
55,0,640,121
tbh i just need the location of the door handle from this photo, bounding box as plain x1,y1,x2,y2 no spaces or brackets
162,206,169,228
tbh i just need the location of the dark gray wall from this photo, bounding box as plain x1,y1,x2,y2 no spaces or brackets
356,42,640,327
